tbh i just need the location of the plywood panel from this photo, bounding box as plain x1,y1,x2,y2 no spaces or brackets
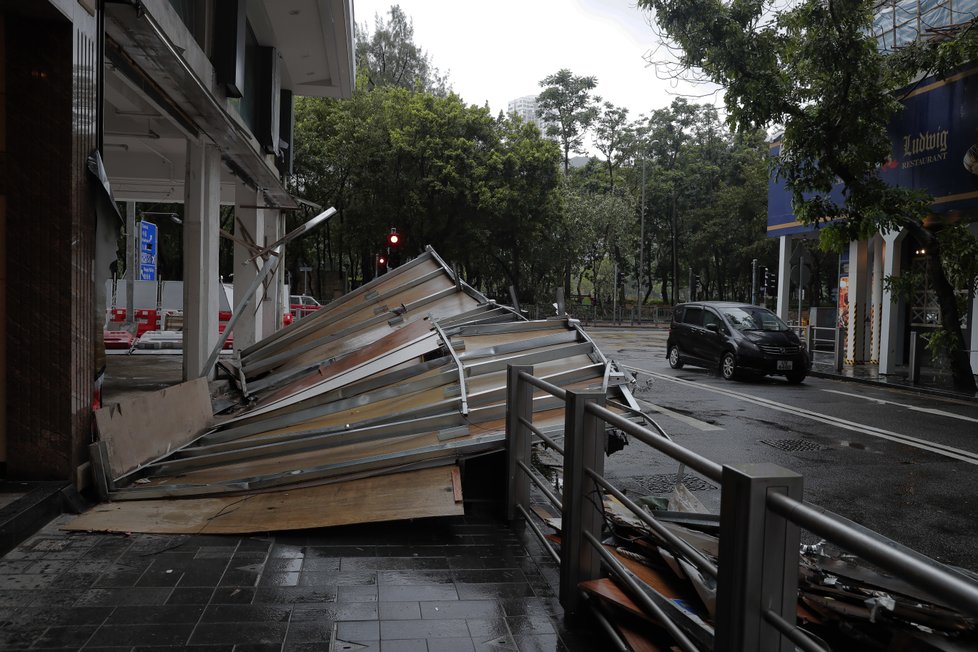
65,466,463,534
94,377,212,479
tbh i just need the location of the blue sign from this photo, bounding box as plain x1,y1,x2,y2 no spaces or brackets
768,63,978,237
138,220,157,280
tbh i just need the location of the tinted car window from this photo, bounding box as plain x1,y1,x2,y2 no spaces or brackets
672,306,685,323
703,309,723,331
683,307,704,326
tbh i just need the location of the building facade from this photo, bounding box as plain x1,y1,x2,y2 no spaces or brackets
0,0,354,483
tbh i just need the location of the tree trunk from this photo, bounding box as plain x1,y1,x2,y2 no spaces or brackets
915,225,977,393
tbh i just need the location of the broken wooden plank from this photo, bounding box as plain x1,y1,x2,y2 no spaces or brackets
93,377,212,482
65,466,463,534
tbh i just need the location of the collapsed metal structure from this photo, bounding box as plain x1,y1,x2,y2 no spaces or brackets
82,248,640,532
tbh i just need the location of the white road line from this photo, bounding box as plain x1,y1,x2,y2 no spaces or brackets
638,400,724,432
822,389,978,424
623,364,978,465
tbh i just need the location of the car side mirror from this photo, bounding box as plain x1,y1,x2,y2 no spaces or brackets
705,323,719,332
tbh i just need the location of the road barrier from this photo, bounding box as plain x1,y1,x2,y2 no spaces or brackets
505,364,978,651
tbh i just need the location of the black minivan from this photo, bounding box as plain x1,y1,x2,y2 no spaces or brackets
666,302,811,383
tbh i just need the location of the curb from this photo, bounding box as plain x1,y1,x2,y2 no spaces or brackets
808,368,978,403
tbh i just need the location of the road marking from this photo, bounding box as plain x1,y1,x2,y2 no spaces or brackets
822,389,978,424
639,400,723,432
621,364,978,465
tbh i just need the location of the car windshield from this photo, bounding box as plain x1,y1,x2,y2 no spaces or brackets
720,307,790,332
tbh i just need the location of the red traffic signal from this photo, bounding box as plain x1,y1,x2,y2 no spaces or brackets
378,254,388,266
387,228,400,246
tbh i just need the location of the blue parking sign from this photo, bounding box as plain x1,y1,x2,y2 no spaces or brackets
138,221,157,280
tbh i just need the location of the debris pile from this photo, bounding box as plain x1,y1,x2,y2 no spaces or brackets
543,487,978,650
78,247,641,533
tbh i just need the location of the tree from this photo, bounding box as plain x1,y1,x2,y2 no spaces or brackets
643,0,978,392
592,102,636,190
537,69,600,174
356,5,449,94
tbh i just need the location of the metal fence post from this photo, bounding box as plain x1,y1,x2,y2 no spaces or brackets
559,389,607,615
715,463,803,652
834,326,844,372
506,365,533,522
909,330,922,385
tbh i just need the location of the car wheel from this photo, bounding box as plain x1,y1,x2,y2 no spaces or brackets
720,352,737,380
668,345,684,369
786,371,806,384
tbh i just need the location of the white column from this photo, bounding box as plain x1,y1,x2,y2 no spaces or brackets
970,295,978,372
776,236,792,320
879,229,906,374
870,235,884,363
846,239,869,364
182,141,222,380
261,210,284,336
232,179,264,350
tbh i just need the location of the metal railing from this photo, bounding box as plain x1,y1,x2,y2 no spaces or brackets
805,325,844,372
505,364,978,651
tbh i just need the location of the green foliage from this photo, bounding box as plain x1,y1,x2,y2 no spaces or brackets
592,103,636,190
355,5,448,94
643,0,978,390
537,69,600,174
292,88,562,302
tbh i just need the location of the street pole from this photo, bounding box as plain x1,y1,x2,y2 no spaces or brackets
638,156,646,325
797,252,804,327
612,260,618,325
751,258,757,305
671,192,678,306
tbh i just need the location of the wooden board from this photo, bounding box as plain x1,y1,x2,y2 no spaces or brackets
94,377,212,480
64,466,463,534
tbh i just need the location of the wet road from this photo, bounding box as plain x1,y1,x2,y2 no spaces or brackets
587,327,978,572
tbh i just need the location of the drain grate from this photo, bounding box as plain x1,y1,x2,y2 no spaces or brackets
761,438,826,452
633,474,718,494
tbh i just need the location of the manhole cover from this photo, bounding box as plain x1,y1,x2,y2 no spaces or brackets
760,438,826,452
633,474,717,494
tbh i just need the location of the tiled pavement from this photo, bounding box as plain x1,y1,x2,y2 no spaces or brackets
0,508,605,651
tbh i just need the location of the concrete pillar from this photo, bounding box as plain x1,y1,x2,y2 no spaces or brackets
870,235,884,363
182,141,222,380
970,224,978,373
879,229,906,374
846,239,869,364
232,179,264,351
261,210,284,336
776,236,792,320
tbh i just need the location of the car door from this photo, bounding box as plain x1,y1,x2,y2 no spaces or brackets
700,307,727,365
680,306,706,361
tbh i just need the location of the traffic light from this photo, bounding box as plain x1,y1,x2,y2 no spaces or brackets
693,274,701,300
378,253,387,267
765,268,777,292
387,227,400,247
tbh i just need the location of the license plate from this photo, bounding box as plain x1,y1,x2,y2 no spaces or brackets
777,360,793,370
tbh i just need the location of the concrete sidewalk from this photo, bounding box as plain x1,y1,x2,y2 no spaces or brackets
0,355,603,651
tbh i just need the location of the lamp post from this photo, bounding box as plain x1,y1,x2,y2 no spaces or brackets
637,140,658,325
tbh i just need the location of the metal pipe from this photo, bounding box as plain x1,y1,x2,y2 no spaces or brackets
518,416,564,455
516,504,561,564
517,370,568,401
587,403,724,483
763,610,828,652
433,321,468,416
586,468,717,579
581,592,630,652
767,492,978,618
517,460,562,511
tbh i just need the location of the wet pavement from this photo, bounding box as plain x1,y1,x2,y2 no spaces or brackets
0,510,601,651
0,354,604,651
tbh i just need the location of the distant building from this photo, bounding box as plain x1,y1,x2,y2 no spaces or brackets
507,95,542,129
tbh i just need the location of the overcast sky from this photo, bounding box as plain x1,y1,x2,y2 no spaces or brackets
351,0,720,136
